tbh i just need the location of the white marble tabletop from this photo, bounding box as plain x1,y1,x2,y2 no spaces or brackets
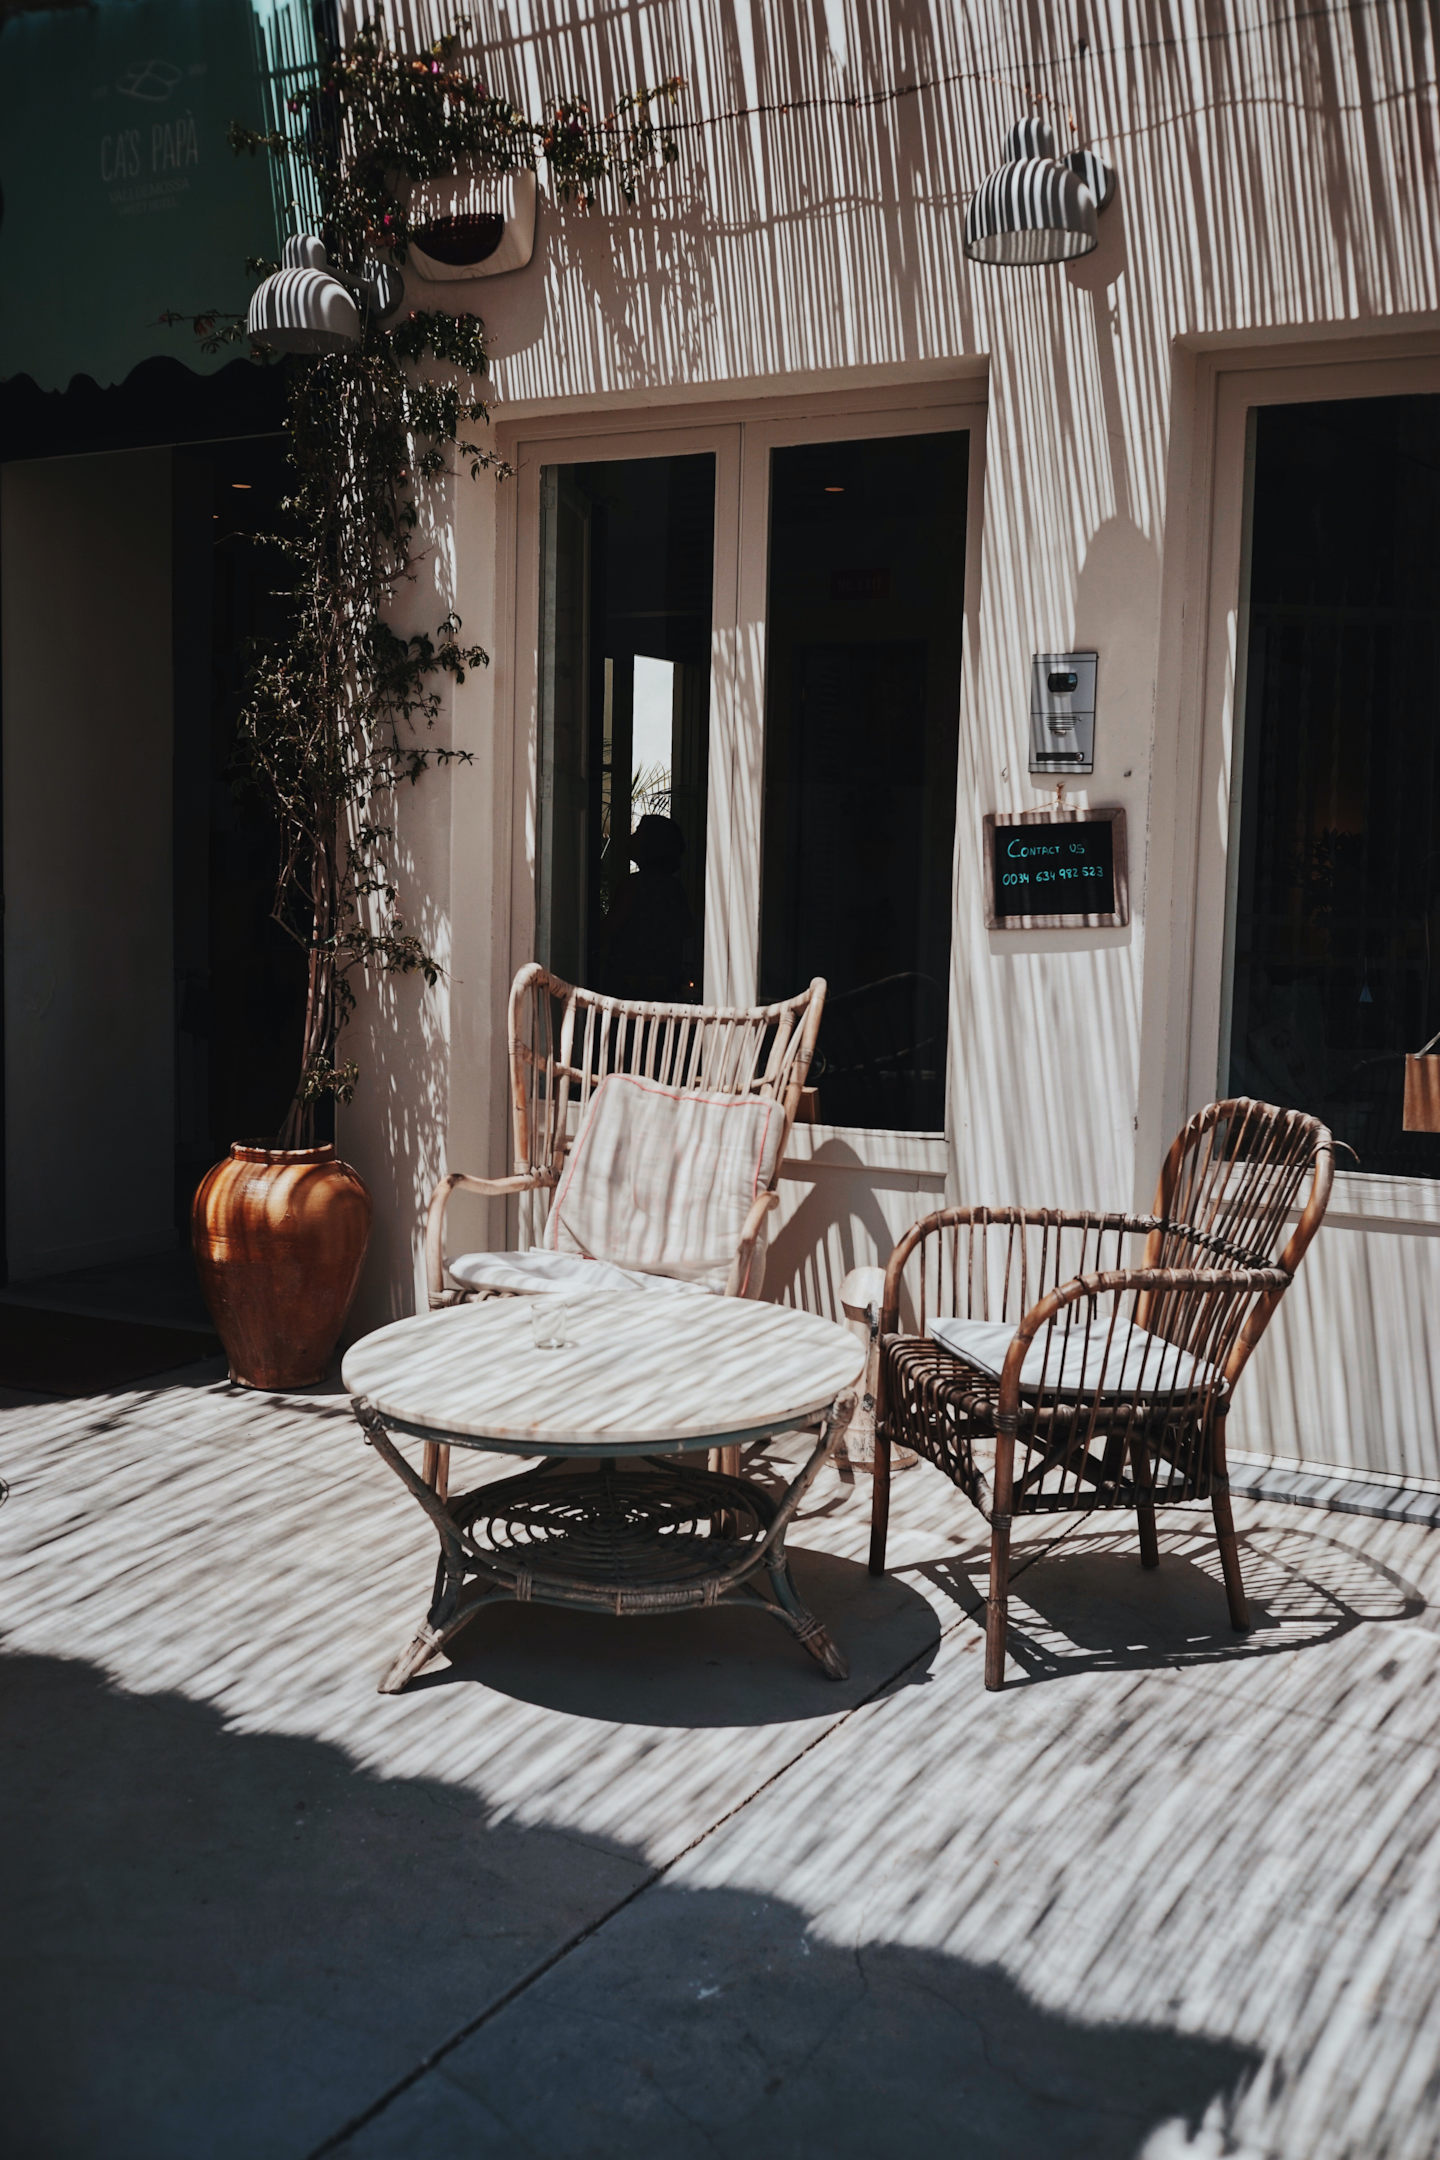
342,1294,864,1454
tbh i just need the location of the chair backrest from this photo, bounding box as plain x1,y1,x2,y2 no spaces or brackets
507,965,826,1248
1145,1097,1335,1278
1140,1096,1334,1393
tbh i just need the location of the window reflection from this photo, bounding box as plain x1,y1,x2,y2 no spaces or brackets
759,431,968,1131
1228,395,1440,1176
537,455,714,998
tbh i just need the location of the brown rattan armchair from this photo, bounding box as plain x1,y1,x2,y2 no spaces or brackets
869,1099,1336,1689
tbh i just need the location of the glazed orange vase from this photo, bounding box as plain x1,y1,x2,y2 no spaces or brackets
192,1143,373,1389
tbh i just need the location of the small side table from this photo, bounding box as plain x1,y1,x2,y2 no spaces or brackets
343,1294,864,1693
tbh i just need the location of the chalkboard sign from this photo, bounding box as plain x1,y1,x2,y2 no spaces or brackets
983,809,1129,929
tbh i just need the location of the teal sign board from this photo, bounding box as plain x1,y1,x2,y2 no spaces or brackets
0,0,308,390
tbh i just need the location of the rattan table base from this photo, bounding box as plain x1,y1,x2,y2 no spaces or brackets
351,1402,853,1692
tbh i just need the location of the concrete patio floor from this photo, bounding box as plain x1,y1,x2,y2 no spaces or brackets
3,1360,1440,2159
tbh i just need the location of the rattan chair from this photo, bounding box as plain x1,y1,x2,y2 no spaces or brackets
869,1099,1336,1689
420,963,826,1494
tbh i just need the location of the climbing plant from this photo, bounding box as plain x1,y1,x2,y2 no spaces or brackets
168,19,682,1146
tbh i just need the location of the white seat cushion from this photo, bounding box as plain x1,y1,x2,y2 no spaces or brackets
928,1314,1220,1397
542,1074,785,1294
447,1249,709,1300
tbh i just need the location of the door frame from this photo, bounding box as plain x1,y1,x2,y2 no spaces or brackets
493,380,989,1149
1173,333,1440,1231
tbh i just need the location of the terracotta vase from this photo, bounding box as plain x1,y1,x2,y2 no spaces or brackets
192,1143,373,1389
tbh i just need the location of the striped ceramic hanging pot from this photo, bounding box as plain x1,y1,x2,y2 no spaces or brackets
964,117,1115,266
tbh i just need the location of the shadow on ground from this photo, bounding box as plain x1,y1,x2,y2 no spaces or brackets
427,1545,942,1725
906,1517,1424,1683
2,1647,1257,2160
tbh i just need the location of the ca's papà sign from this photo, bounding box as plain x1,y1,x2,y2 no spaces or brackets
0,0,301,391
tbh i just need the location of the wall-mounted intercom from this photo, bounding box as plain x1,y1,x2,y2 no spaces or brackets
1029,650,1097,775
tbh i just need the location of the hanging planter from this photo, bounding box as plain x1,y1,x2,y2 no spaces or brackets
409,167,538,280
964,116,1116,267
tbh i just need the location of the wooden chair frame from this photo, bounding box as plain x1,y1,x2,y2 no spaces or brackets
868,1099,1335,1689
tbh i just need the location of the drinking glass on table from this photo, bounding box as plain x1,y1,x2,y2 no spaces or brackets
531,1301,569,1351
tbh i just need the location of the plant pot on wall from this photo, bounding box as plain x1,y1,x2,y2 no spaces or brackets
192,1144,373,1389
408,166,537,280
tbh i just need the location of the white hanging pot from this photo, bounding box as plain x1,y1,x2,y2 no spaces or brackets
407,167,537,281
963,116,1115,267
247,236,361,351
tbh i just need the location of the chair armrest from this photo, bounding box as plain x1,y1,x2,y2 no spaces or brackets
725,1189,781,1299
424,1170,555,1309
997,1263,1289,1410
883,1260,1286,1408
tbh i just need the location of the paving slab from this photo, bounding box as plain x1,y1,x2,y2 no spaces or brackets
343,1881,1260,2160
343,1506,1440,2160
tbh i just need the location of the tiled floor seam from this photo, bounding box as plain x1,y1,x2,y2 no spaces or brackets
303,1518,1081,2157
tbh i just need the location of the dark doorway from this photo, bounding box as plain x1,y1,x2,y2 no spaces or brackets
536,453,716,999
1227,394,1440,1176
0,357,305,1321
759,430,968,1133
173,431,310,1222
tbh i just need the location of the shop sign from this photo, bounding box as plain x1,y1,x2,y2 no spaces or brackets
0,0,302,392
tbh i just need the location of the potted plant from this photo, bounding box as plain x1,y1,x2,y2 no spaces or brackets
178,21,682,1386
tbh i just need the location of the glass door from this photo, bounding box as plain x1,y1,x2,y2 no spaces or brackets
525,399,979,1141
1224,392,1440,1176
757,429,968,1131
536,450,718,1001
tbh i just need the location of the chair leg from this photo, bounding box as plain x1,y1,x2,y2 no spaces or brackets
422,1441,450,1503
868,1428,891,1575
984,1514,1011,1691
1137,1501,1160,1569
1212,1487,1250,1631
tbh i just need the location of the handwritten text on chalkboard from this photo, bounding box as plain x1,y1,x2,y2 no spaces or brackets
991,819,1115,918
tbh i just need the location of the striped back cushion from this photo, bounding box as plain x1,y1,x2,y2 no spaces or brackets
543,1075,784,1293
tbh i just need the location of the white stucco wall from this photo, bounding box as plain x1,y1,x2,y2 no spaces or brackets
0,450,175,1277
336,1,1440,1471
339,456,509,1335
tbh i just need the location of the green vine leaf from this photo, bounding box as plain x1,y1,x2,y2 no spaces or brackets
166,17,685,1146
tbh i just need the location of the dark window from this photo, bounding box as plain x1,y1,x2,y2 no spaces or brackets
759,431,967,1131
1228,394,1440,1175
537,454,715,998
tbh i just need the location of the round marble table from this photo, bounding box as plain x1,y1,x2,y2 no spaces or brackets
343,1294,864,1693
